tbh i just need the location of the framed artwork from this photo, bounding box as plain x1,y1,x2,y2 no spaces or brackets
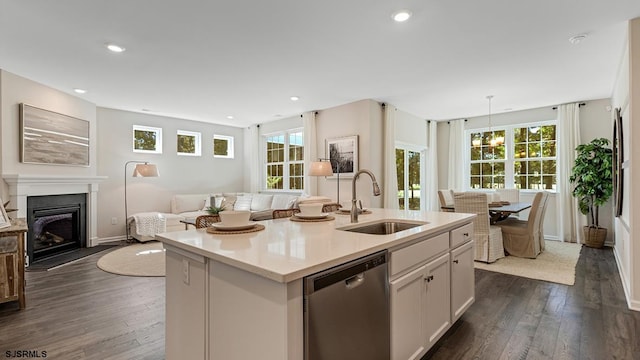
0,198,10,229
20,103,90,166
326,135,358,178
613,107,623,217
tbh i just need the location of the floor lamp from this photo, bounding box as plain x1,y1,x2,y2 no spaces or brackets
124,161,159,241
309,158,341,204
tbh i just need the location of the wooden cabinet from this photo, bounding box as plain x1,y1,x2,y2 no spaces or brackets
0,219,27,309
451,240,475,322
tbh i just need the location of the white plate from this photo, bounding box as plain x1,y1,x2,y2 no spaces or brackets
295,213,329,219
211,223,256,231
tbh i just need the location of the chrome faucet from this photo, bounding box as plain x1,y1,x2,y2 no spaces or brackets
351,169,381,223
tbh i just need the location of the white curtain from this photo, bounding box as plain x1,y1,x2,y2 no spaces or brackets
383,104,399,209
557,103,585,243
425,120,439,211
303,112,318,195
244,125,261,193
447,119,465,191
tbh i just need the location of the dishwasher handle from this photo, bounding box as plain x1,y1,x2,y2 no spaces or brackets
345,273,365,290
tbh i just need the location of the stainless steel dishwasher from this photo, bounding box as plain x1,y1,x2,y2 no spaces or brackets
304,250,389,360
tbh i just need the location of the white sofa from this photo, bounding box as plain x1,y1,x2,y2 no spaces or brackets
129,192,331,242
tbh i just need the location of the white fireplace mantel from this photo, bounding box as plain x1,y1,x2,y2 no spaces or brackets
3,174,107,247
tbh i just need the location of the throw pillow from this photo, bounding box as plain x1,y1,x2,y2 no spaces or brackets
233,195,253,211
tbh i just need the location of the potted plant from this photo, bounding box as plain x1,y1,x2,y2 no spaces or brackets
569,138,613,248
205,205,225,222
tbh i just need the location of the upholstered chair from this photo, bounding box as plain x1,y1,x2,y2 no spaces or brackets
321,203,342,212
194,214,221,228
454,192,505,263
438,189,455,212
496,191,548,258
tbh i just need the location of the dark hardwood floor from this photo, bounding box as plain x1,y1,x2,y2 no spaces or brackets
426,245,640,360
1,244,638,360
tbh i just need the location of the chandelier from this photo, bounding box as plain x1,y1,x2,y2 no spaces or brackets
487,95,504,146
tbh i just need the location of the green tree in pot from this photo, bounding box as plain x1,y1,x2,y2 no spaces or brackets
569,138,613,248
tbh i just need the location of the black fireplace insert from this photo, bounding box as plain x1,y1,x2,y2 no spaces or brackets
26,193,86,265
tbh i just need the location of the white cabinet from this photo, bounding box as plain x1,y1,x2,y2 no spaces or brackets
390,265,427,360
424,253,451,348
451,240,475,322
390,222,474,360
390,250,451,360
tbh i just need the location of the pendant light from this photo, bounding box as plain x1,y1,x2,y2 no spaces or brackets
486,95,504,147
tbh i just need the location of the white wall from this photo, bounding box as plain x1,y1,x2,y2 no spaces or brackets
612,17,640,311
396,109,427,147
0,70,97,199
315,99,383,208
436,98,614,242
96,108,245,239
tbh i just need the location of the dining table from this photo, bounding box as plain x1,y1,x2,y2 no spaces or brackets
441,201,532,224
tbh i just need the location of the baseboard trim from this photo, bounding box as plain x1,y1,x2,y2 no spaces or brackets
612,245,640,311
93,235,126,245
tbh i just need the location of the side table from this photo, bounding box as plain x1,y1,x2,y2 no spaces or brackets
0,218,27,309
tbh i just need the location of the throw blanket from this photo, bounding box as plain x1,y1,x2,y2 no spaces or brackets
132,212,167,237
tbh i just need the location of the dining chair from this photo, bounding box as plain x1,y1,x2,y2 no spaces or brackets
321,203,342,212
496,188,521,219
495,191,546,258
438,189,455,212
454,192,505,263
194,214,221,228
537,191,550,252
272,208,300,219
496,188,520,203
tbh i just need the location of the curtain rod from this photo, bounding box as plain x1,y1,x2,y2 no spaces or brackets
552,102,586,110
447,119,468,124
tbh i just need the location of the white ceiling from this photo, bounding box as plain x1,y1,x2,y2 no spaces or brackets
1,0,639,128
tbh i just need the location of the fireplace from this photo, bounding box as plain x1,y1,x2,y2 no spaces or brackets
27,194,87,264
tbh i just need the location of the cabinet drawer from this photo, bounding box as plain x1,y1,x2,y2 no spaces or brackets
390,232,449,277
450,223,473,248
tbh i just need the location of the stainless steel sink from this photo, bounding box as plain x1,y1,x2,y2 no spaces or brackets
339,220,427,235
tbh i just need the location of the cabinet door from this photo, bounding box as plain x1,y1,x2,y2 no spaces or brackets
451,240,475,322
424,253,450,349
390,265,427,360
0,252,19,302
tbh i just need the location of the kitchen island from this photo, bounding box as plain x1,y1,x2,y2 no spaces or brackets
157,208,476,360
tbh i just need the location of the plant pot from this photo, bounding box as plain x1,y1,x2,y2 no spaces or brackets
583,226,607,248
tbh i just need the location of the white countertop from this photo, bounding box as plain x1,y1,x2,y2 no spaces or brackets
156,208,475,283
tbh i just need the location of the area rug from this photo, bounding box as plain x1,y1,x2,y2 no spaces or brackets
97,242,165,277
474,240,582,285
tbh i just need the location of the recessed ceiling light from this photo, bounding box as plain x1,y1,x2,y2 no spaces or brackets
569,34,587,44
106,43,126,53
226,115,234,120
73,88,86,94
290,96,300,101
392,10,412,22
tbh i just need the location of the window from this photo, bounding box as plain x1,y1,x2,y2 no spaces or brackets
264,130,304,191
213,134,234,158
133,125,162,154
177,130,201,156
513,125,556,190
396,144,425,210
467,122,556,190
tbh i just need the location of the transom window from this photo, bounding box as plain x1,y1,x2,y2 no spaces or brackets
264,129,304,191
467,122,556,190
